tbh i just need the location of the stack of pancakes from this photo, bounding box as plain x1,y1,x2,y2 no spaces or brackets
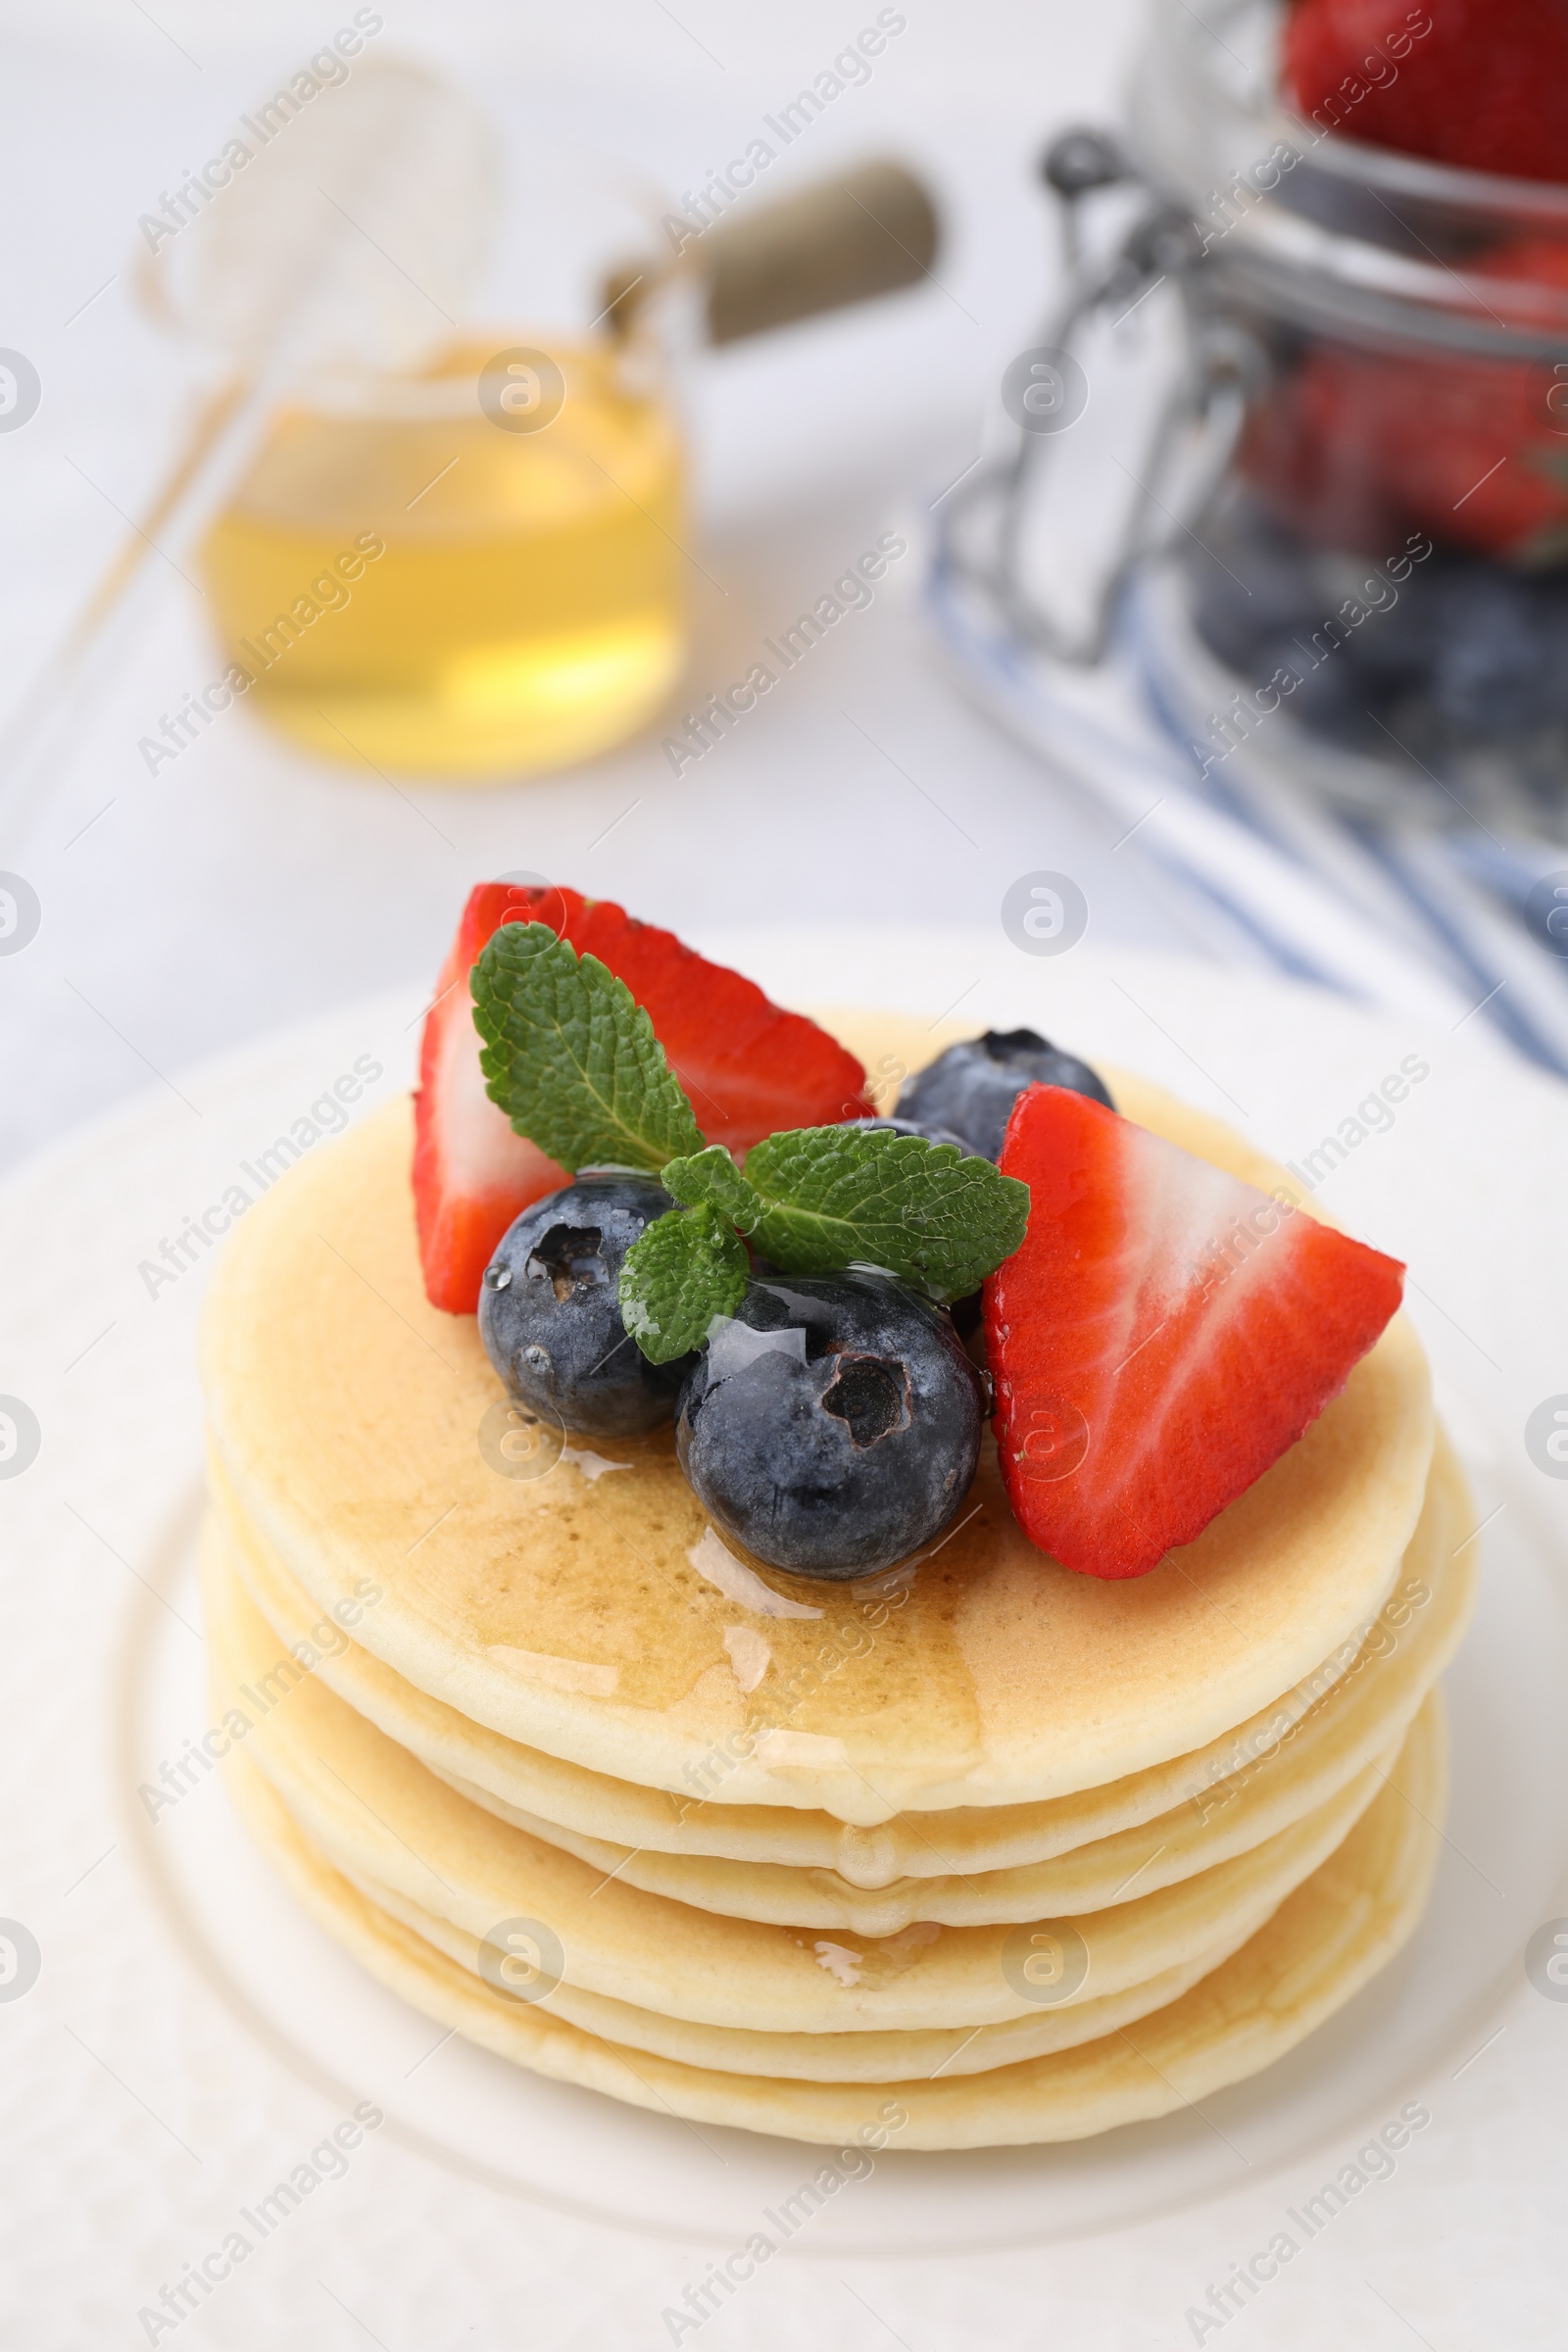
198,1019,1473,2149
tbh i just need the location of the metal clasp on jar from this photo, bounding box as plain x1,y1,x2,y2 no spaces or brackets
937,128,1266,668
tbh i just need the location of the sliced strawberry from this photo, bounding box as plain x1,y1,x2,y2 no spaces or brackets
983,1086,1405,1580
414,881,874,1312
413,887,571,1314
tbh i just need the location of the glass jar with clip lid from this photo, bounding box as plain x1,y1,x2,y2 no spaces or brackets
936,0,1568,841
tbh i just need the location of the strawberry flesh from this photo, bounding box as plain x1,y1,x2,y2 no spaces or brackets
1283,0,1568,186
1265,2,1568,561
983,1086,1405,1579
413,882,874,1313
1240,241,1568,564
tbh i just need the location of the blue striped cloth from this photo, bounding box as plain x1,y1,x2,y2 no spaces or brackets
927,542,1568,1078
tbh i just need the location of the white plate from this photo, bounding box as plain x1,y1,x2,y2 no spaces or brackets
5,932,1567,2345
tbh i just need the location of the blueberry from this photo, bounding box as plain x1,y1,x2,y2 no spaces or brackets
898,1030,1113,1162
1183,492,1327,674
478,1177,694,1436
1251,634,1386,752
675,1275,983,1581
1424,563,1562,740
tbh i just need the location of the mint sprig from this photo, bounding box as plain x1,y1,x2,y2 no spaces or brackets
621,1128,1029,1352
662,1143,761,1231
472,921,703,1172
618,1204,749,1363
741,1126,1029,1301
472,924,1031,1358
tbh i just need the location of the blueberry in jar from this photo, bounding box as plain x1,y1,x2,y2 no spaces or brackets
675,1274,984,1581
1181,492,1327,676
898,1029,1113,1162
479,1176,695,1435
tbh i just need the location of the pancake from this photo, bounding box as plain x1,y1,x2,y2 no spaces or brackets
330,1852,1248,2082
210,1428,1466,1879
199,1031,1435,1823
205,1437,1472,1930
222,1696,1445,2147
203,1532,1397,2037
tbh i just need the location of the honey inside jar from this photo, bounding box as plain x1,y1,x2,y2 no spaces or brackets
200,337,686,779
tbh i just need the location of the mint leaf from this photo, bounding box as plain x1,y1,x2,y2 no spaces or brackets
472,922,703,1173
741,1126,1030,1301
661,1144,760,1232
619,1204,749,1363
